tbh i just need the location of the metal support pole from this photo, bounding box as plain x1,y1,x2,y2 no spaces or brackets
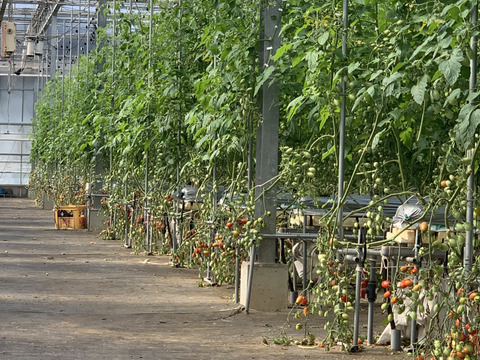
69,7,73,79
20,138,23,194
77,2,81,76
465,0,477,279
337,0,348,241
352,228,364,352
145,150,150,254
245,242,256,314
86,0,90,56
463,0,477,331
124,182,129,247
234,245,240,303
410,230,421,347
174,0,182,258
61,19,65,121
302,214,308,294
302,240,308,293
367,260,377,345
292,244,298,293
106,0,116,238
50,16,57,80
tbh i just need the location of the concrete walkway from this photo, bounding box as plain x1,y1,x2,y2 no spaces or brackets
0,198,406,359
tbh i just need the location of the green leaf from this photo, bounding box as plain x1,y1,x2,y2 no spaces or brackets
454,104,480,150
322,144,335,160
383,72,403,98
347,62,360,74
305,51,319,71
254,65,276,95
317,31,329,46
370,70,383,81
318,105,329,131
372,129,385,150
399,127,413,147
292,53,305,68
439,48,463,86
438,35,453,49
286,95,305,121
444,88,462,107
409,34,435,60
431,69,443,82
441,4,454,17
351,87,366,112
411,75,428,105
273,43,292,62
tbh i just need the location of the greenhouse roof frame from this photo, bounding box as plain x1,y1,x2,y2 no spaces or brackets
0,0,101,77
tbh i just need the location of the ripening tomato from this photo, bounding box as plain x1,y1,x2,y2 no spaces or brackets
381,280,391,289
295,295,304,305
226,221,233,228
237,218,248,225
419,221,428,232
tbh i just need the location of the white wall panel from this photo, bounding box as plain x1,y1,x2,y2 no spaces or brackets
0,75,36,186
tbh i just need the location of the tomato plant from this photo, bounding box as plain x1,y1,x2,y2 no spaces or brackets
29,0,480,355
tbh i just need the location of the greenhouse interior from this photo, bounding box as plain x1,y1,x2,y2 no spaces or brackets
2,0,480,359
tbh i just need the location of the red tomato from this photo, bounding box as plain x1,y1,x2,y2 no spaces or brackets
381,280,391,289
295,295,304,305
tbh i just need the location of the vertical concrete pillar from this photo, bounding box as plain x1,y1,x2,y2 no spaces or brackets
254,4,281,263
88,0,108,233
240,2,288,311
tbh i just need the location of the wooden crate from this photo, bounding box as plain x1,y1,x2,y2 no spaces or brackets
55,205,86,229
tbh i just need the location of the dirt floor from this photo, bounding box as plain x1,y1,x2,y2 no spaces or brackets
0,198,410,359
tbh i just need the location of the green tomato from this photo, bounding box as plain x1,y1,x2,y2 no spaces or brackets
463,222,472,231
